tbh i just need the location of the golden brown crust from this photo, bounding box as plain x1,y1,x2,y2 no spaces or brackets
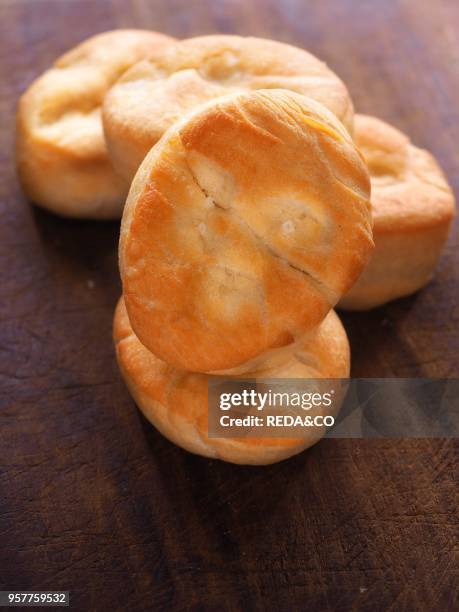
16,29,175,219
339,114,456,310
103,35,355,181
114,296,350,465
119,90,372,372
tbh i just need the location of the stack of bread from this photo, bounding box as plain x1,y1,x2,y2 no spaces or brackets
16,31,456,464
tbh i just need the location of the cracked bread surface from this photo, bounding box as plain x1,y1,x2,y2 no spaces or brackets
120,90,372,372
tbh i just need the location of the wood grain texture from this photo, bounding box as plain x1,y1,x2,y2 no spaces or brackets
0,1,457,610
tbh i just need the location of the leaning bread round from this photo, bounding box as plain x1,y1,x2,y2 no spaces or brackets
339,114,456,310
103,34,355,182
114,297,350,465
120,90,372,373
16,29,174,219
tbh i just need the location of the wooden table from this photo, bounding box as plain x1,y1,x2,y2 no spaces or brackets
1,1,457,610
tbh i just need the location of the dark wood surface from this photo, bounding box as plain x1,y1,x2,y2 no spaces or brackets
1,1,458,610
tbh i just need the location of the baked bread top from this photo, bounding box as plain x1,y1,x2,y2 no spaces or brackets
354,114,455,233
120,90,372,372
103,34,354,181
16,29,174,219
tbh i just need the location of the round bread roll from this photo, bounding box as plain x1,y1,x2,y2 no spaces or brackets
114,296,350,465
16,29,175,219
339,114,456,310
119,90,372,373
103,35,355,182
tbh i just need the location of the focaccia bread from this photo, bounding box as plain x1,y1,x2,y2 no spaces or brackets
339,114,456,310
114,297,350,465
103,34,355,181
120,90,372,372
16,29,175,219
